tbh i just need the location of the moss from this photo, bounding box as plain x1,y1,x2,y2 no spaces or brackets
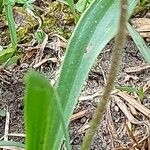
1,1,75,46
41,2,75,38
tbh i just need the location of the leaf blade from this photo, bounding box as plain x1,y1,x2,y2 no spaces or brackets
24,70,71,150
24,70,54,150
127,23,150,64
51,0,138,149
53,0,138,149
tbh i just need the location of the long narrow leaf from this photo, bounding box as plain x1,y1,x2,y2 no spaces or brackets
127,23,150,64
24,71,71,150
50,0,138,149
4,1,17,49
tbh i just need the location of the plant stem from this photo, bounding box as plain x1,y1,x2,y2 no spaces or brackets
4,0,17,49
81,0,128,149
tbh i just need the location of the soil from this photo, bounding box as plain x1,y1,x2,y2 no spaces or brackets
0,2,150,150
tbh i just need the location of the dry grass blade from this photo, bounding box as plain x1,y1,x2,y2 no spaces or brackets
106,100,117,148
4,110,10,150
33,57,58,68
116,91,150,118
148,136,150,150
125,64,150,73
78,124,90,134
124,121,139,148
34,34,48,64
116,92,150,149
114,96,141,124
0,146,24,150
71,110,87,121
107,100,118,138
79,90,118,101
79,92,101,101
7,133,25,137
143,80,150,93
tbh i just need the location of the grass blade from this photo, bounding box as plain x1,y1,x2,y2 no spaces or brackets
4,1,17,49
127,23,150,64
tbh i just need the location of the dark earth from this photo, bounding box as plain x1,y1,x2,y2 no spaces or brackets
0,1,150,150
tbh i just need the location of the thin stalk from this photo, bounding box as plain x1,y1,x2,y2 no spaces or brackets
4,0,17,49
81,0,128,149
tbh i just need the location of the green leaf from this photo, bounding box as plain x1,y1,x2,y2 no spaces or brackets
4,1,17,49
116,85,144,100
0,141,25,149
34,30,46,44
116,85,139,93
24,70,71,150
0,0,3,12
0,47,15,64
4,54,22,68
49,0,138,149
75,0,93,12
127,23,150,64
65,0,78,22
75,0,88,12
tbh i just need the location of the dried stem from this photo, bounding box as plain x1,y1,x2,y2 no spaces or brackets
81,0,128,149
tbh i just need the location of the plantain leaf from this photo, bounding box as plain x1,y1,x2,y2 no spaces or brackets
24,70,71,150
127,23,150,64
48,0,138,149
